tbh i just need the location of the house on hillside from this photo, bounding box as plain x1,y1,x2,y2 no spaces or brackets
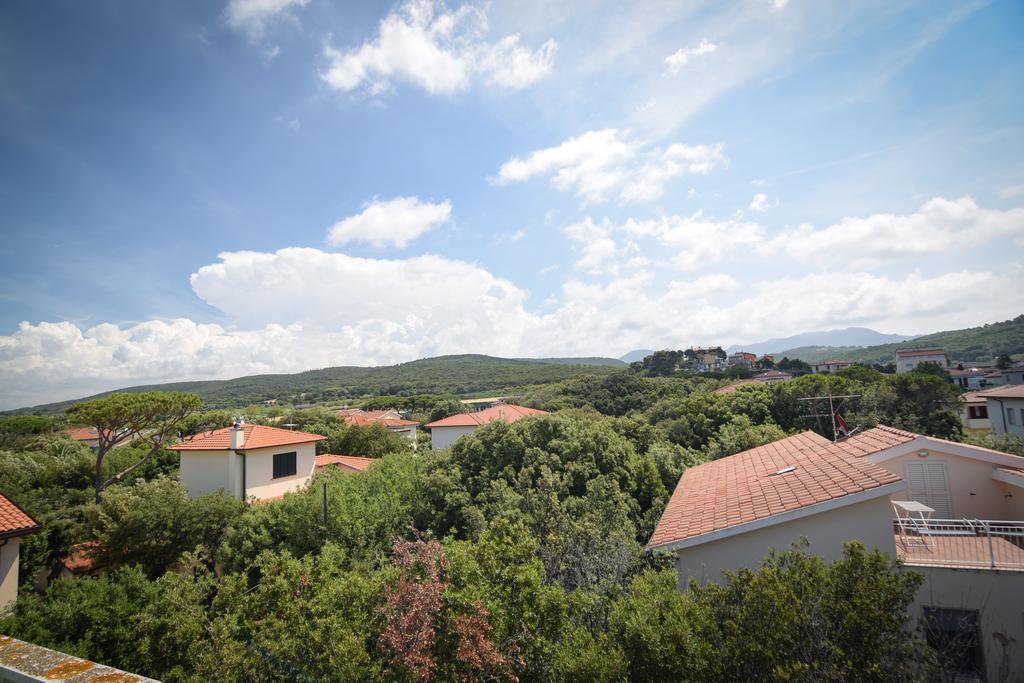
424,404,547,451
66,427,100,450
649,426,1024,682
753,369,792,384
686,347,728,372
169,419,325,502
337,408,419,447
982,384,1024,437
811,359,853,374
0,493,39,611
948,367,993,390
314,454,376,473
727,352,756,368
895,347,948,373
958,390,992,434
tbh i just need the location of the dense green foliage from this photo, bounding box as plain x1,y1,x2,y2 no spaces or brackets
0,360,985,680
7,355,622,414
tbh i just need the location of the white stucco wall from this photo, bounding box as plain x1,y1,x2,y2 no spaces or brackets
430,425,478,451
0,539,20,612
871,447,1021,520
674,494,896,587
244,442,316,501
912,566,1024,682
179,450,235,498
180,442,317,501
987,397,1024,437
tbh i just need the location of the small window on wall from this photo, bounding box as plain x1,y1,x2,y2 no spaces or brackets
1009,408,1018,426
273,451,297,479
923,607,984,680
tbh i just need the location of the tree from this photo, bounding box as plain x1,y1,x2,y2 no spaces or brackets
913,361,949,379
995,353,1013,370
67,392,201,502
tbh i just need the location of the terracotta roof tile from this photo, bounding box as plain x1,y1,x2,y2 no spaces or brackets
424,404,547,428
168,424,325,451
648,427,906,550
315,454,376,472
66,427,99,441
338,410,419,427
974,385,1024,399
0,493,39,538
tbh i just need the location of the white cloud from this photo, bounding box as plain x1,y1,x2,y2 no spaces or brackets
327,197,451,248
495,229,526,244
320,0,556,95
998,184,1024,199
563,218,622,275
494,129,726,204
766,196,1024,266
772,0,789,9
664,39,718,75
749,193,777,212
623,212,763,269
2,247,1020,408
224,0,309,40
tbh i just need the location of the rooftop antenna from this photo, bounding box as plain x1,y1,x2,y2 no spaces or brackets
797,392,861,442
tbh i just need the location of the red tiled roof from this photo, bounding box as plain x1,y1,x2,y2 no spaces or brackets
831,425,917,457
61,541,106,574
0,493,39,538
339,410,418,428
424,404,547,428
974,385,1024,399
66,427,99,441
168,424,325,451
315,454,376,472
648,428,905,550
895,348,946,356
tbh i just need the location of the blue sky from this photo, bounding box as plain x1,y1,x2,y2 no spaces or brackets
1,0,1023,408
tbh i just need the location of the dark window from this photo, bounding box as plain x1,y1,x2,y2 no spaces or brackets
968,406,988,419
273,451,297,479
923,607,985,681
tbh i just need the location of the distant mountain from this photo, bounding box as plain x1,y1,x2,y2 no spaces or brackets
5,354,622,415
619,349,656,364
776,315,1024,365
727,327,913,356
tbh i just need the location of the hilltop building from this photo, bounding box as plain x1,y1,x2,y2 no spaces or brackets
812,359,853,374
337,408,419,446
895,347,948,373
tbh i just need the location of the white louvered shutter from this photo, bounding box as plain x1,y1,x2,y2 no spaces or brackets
905,461,953,519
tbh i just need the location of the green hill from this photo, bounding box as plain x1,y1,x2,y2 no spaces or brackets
778,314,1024,365
7,354,624,415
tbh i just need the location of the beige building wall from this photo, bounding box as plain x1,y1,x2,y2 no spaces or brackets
872,448,1019,520
0,539,20,612
912,566,1024,682
675,495,896,587
244,442,317,501
430,425,478,451
179,450,235,498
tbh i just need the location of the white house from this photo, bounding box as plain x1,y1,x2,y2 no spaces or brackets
424,404,547,451
895,347,948,373
812,359,853,374
958,389,992,434
0,493,39,611
982,384,1024,437
649,426,1024,682
337,409,419,447
170,420,325,502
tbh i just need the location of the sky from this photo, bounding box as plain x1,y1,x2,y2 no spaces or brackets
1,0,1023,409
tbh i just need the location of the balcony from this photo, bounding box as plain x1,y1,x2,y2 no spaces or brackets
893,519,1024,571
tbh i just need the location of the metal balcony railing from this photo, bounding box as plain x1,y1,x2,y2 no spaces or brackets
893,518,1024,570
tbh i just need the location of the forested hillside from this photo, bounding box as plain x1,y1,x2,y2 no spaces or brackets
6,355,621,414
778,314,1024,364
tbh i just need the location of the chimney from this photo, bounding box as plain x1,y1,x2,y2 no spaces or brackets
230,417,245,450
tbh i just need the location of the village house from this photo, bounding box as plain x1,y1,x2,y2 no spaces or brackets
424,404,547,451
982,384,1024,437
958,389,992,434
314,453,376,473
948,367,993,390
811,359,853,374
65,427,100,450
649,426,1024,682
727,352,756,368
753,369,792,384
0,493,39,611
895,347,948,373
337,408,419,446
686,346,728,373
170,419,325,502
